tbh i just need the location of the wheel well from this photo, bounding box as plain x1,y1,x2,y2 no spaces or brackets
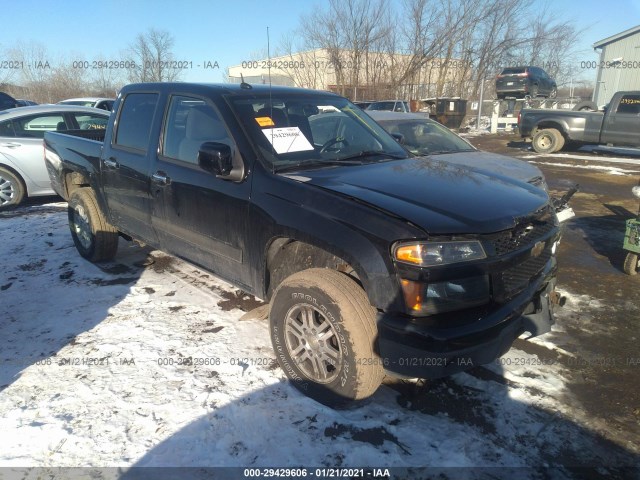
63,170,90,198
535,122,566,138
264,238,360,300
0,163,27,194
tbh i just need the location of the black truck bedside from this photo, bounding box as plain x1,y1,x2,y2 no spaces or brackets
45,82,562,407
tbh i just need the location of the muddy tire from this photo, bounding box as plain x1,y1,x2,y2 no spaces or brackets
0,166,25,208
623,252,638,275
269,268,384,408
532,128,565,154
68,188,118,262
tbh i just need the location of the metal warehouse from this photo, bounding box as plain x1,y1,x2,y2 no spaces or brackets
592,24,640,107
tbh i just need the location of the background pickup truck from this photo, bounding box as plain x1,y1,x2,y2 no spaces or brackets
519,91,640,153
45,82,563,407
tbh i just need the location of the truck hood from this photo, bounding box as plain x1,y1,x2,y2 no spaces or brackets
283,157,549,235
436,151,544,185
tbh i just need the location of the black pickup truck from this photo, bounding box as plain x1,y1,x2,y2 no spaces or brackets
519,91,640,154
45,82,562,407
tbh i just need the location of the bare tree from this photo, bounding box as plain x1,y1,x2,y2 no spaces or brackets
0,44,17,89
126,29,183,83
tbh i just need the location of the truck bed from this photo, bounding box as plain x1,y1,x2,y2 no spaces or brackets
519,108,605,143
44,130,105,200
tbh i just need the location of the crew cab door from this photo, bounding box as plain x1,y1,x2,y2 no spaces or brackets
102,92,160,245
601,93,640,147
150,94,252,288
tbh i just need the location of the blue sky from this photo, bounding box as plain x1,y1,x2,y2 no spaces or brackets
2,0,639,83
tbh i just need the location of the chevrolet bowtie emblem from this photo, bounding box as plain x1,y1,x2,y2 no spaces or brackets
531,241,545,257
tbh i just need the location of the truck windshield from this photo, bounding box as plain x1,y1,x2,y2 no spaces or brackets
229,94,409,171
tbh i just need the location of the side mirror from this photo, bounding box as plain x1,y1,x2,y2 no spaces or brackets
198,142,233,176
390,132,405,144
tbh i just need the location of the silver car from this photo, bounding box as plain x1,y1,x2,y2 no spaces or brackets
57,97,115,111
367,110,547,190
0,105,110,207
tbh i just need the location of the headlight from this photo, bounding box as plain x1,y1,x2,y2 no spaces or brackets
394,241,486,267
400,276,490,315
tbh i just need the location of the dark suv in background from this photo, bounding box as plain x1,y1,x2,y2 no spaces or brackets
496,66,557,99
0,92,18,111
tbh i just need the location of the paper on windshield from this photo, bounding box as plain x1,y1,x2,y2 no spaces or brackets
261,127,314,154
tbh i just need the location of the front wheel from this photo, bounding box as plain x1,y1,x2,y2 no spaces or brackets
623,252,638,275
532,128,565,154
68,188,119,262
0,167,25,208
269,268,384,408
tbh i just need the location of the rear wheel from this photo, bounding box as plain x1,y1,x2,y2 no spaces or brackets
532,128,565,154
68,188,119,262
0,167,25,208
623,252,638,275
269,268,384,408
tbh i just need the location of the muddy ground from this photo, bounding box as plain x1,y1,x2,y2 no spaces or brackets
468,132,640,448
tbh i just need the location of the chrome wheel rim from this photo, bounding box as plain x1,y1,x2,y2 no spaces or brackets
72,204,92,250
284,304,342,383
0,174,16,206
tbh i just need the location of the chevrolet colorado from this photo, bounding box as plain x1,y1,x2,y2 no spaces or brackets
45,82,562,407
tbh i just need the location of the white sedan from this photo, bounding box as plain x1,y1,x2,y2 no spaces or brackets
0,105,109,207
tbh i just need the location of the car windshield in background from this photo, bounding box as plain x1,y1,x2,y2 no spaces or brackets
229,94,408,171
377,118,476,155
59,100,95,107
501,68,526,75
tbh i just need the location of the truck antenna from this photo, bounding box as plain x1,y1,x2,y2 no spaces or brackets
240,73,252,90
267,27,272,111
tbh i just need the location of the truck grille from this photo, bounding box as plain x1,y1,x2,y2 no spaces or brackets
491,208,555,256
500,249,552,296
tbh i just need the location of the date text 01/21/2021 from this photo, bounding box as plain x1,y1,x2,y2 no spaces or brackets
243,468,392,478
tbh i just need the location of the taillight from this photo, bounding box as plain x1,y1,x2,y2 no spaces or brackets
517,111,521,127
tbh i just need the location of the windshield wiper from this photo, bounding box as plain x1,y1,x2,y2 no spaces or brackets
275,159,366,173
337,150,406,162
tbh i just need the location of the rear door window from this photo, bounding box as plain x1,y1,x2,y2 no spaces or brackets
11,114,65,138
0,120,16,137
617,94,640,115
115,93,158,152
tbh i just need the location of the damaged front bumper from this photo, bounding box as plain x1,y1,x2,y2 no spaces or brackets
377,258,560,379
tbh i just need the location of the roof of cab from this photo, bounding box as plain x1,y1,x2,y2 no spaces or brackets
120,82,341,98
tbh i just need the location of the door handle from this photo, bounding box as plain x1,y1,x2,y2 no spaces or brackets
0,142,21,148
152,172,171,186
103,157,119,169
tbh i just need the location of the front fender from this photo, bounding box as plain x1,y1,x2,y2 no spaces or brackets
249,171,424,311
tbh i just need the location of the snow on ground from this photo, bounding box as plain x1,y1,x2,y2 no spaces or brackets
0,203,636,477
519,152,640,168
524,161,639,176
518,161,639,176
